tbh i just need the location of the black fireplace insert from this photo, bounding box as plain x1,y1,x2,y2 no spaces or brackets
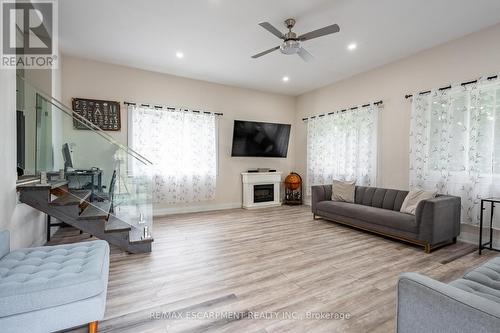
254,184,274,203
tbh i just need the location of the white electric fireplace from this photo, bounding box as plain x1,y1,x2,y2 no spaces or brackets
241,172,282,209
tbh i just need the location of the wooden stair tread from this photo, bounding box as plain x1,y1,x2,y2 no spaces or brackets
18,186,152,253
17,180,68,190
78,201,112,220
50,190,91,206
105,216,132,233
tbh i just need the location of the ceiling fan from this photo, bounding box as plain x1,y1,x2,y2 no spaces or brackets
251,18,340,62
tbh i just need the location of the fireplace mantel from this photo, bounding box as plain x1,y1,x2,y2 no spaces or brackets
241,172,282,209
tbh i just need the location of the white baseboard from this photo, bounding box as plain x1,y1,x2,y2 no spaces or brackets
243,202,282,210
154,202,242,216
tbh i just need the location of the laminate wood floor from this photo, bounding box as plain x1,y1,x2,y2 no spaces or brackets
54,205,496,333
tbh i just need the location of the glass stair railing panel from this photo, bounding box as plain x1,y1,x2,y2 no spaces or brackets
18,75,154,241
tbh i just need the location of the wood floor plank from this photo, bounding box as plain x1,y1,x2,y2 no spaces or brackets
53,205,497,333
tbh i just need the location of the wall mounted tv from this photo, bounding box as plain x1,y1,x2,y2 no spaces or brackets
231,120,291,158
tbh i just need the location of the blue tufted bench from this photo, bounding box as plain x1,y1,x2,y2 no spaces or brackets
0,230,109,333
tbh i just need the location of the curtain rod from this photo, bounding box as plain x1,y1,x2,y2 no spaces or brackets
301,100,383,121
123,101,223,116
404,75,498,99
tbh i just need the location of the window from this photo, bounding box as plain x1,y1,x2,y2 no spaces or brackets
128,105,217,203
409,78,500,224
306,105,378,193
426,88,500,175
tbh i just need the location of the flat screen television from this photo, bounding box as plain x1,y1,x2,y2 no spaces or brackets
231,120,291,157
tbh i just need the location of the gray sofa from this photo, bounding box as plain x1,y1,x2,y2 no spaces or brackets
0,230,109,333
397,257,500,332
311,185,461,252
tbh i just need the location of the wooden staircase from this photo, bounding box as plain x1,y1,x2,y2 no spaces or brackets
18,180,153,253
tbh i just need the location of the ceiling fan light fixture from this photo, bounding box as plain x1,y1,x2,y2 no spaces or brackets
252,19,340,62
280,40,300,55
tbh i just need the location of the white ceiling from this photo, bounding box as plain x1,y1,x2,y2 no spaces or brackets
59,0,500,96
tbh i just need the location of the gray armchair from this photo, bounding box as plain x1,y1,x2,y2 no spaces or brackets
397,258,500,333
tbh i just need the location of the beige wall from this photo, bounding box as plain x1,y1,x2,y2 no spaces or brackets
59,24,500,241
4,22,500,249
295,23,500,192
61,55,296,214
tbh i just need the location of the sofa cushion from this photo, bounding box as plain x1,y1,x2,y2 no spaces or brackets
400,190,437,215
316,201,418,233
0,240,109,317
355,186,409,211
462,257,500,291
332,179,355,203
450,278,500,304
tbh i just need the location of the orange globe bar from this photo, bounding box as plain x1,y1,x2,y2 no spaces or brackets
285,172,301,191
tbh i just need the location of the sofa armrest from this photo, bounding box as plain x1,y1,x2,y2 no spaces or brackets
397,272,500,333
311,185,332,214
415,195,461,245
0,230,10,259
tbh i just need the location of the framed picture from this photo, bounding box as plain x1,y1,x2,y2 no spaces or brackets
72,98,121,131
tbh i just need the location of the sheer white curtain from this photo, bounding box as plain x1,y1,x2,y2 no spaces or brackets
306,105,378,193
129,105,217,204
409,77,500,224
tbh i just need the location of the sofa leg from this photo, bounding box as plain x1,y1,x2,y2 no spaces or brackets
424,244,431,254
452,237,457,244
88,321,98,333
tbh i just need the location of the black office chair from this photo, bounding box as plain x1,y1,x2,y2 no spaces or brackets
95,170,116,207
77,170,117,237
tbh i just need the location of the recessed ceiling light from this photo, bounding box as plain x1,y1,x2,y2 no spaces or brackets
282,76,289,82
176,51,184,59
347,43,357,51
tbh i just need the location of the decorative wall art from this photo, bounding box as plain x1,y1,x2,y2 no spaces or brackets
72,98,121,131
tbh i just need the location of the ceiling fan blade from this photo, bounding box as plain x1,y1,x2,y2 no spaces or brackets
258,22,284,39
297,47,313,62
298,23,340,41
251,46,280,59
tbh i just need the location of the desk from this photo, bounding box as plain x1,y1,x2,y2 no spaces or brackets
479,197,500,255
48,170,103,201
